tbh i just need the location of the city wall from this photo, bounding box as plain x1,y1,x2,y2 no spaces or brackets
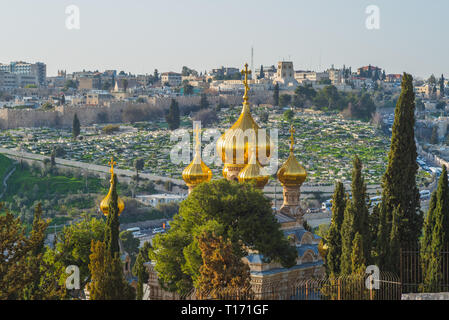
0,94,259,130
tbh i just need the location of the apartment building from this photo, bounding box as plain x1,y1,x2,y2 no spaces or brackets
0,61,46,86
161,72,182,87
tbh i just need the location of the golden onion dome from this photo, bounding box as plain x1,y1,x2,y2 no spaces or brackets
182,126,212,188
238,148,270,189
216,64,272,168
277,126,307,187
100,157,125,216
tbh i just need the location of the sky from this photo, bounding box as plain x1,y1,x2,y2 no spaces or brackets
1,0,448,78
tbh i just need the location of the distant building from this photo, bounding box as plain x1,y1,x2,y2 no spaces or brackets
295,71,329,84
78,76,101,90
0,71,39,89
161,72,182,87
86,90,114,106
136,194,186,207
386,74,402,83
210,67,240,79
273,61,298,87
328,67,344,85
0,61,46,86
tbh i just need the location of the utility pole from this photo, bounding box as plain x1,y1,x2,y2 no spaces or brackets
251,46,254,80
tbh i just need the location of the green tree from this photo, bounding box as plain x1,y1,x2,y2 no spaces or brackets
350,156,371,264
133,242,151,300
283,109,294,123
351,232,366,275
0,203,64,300
377,73,422,272
149,179,297,295
119,230,140,257
439,74,445,98
134,158,145,187
326,181,346,276
105,174,121,256
273,83,280,106
72,113,80,139
183,82,194,96
165,99,180,130
340,199,355,275
47,215,106,291
279,94,292,107
196,231,252,299
421,166,449,292
200,93,210,110
87,240,135,300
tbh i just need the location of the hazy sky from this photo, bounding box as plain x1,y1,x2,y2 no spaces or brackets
1,0,448,78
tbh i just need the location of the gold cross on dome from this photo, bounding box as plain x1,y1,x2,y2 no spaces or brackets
193,124,202,163
241,63,251,104
108,156,117,176
289,125,296,152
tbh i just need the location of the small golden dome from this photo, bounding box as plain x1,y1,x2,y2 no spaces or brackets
100,157,125,216
182,125,212,188
277,126,307,187
238,149,270,189
216,64,272,169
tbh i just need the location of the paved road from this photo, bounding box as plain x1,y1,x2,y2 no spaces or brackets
0,165,16,199
0,147,184,185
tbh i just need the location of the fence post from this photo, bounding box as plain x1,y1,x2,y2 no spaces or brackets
337,278,341,301
399,247,403,291
305,282,308,300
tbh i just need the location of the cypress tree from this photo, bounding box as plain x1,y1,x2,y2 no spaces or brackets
326,181,346,276
273,83,280,106
105,174,120,256
72,113,80,139
379,73,422,271
388,206,401,272
200,93,210,110
351,232,366,275
421,165,449,291
350,156,371,264
165,99,180,130
375,203,390,269
340,199,355,275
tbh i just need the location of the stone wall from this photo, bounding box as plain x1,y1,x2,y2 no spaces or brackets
0,94,260,130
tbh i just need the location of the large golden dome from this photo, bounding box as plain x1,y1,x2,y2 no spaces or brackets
216,64,272,174
277,126,307,187
100,157,125,216
238,148,270,189
182,126,212,188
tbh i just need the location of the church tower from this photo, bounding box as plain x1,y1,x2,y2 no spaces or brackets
277,126,307,224
182,124,212,194
216,63,272,182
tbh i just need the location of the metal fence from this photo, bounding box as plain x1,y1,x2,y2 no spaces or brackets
400,246,449,293
181,272,401,300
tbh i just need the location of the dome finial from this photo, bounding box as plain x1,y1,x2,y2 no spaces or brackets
193,123,201,160
100,155,125,216
289,125,295,152
108,156,116,182
241,63,251,105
